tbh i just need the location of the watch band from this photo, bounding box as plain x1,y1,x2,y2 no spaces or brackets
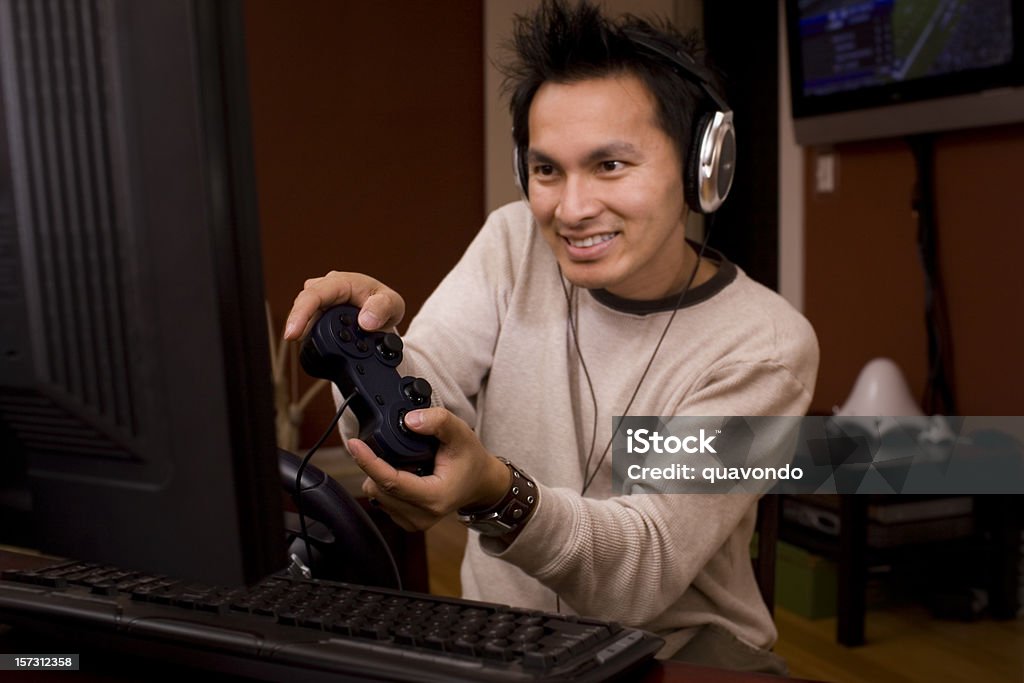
457,458,538,537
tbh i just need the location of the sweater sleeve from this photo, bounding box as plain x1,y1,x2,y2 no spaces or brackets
479,354,817,626
331,204,531,449
398,205,530,427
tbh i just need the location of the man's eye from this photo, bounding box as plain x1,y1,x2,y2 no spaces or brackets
532,164,555,177
600,160,625,172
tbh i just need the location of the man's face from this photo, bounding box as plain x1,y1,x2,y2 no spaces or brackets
526,73,689,300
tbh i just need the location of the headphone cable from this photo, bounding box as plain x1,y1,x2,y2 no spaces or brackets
562,214,715,496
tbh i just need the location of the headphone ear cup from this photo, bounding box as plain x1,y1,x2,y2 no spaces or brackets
684,112,714,214
684,110,736,214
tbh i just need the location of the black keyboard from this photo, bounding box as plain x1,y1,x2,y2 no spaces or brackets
0,561,663,682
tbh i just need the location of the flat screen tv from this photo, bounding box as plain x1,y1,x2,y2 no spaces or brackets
785,0,1024,145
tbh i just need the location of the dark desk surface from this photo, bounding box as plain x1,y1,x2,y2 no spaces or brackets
0,548,808,683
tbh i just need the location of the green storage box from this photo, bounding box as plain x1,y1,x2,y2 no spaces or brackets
774,541,838,619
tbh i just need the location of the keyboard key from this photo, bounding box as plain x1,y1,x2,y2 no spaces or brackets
481,639,512,661
509,625,545,643
522,649,557,670
90,582,119,596
359,622,390,640
422,633,451,651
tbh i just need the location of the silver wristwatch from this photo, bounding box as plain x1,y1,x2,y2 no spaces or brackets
457,458,538,537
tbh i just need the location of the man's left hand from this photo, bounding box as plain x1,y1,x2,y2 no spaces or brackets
347,408,511,532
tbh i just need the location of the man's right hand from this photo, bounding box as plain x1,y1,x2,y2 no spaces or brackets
283,271,405,340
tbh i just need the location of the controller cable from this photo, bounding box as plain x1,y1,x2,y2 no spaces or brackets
293,392,403,590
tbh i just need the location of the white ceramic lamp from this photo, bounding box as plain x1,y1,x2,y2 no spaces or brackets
834,357,923,417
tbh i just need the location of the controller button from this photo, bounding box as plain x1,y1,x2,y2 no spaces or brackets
404,377,433,406
356,340,369,352
379,333,404,360
374,394,385,406
340,313,353,327
398,411,409,432
356,363,365,375
339,329,353,343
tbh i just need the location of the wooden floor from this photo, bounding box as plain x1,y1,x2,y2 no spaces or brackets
774,604,1023,683
425,516,1024,683
424,515,466,597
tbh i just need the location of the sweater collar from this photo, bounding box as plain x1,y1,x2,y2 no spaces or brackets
587,242,737,315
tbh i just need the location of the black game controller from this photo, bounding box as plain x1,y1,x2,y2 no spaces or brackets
300,304,437,475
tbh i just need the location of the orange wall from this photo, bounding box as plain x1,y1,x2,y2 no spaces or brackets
804,123,1024,415
244,1,485,445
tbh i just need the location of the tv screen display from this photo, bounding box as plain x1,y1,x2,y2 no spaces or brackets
786,0,1024,144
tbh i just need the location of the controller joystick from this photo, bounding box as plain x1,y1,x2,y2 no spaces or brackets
378,333,403,360
300,304,438,475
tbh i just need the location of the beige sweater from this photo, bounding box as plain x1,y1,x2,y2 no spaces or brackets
394,201,818,656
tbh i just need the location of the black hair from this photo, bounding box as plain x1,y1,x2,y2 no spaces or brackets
500,0,721,189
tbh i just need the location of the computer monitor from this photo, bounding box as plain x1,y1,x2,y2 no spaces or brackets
0,0,286,586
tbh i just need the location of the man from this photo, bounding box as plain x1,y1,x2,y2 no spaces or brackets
285,0,817,673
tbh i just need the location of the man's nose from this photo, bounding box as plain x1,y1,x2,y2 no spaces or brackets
554,174,601,226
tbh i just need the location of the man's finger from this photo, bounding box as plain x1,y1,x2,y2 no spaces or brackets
283,272,405,339
284,289,326,340
358,288,405,331
347,438,425,501
283,274,355,340
401,407,469,444
362,482,430,530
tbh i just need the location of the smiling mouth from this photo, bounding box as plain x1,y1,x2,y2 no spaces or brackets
564,232,619,248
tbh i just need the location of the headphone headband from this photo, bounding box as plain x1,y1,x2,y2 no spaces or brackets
619,29,729,112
